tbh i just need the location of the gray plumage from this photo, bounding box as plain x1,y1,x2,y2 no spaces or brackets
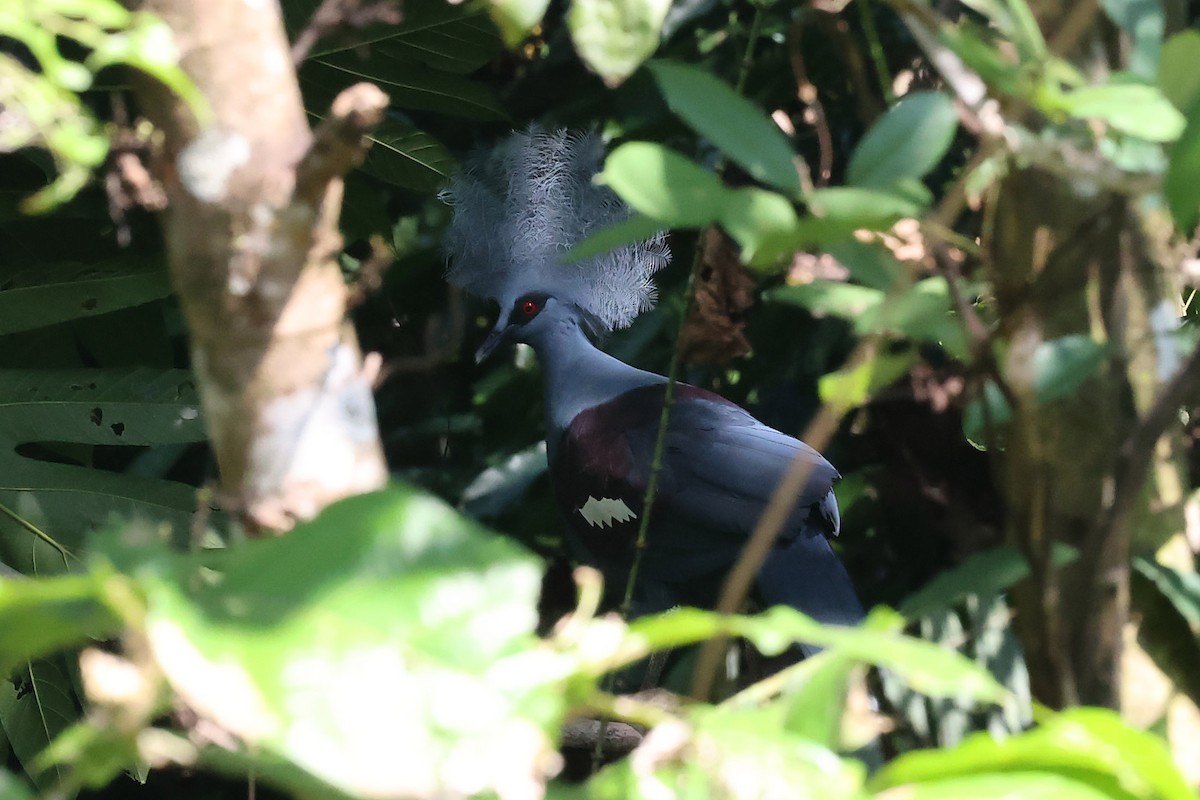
441,126,670,333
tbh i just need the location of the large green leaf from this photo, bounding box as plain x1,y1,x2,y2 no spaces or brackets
846,92,959,189
807,185,929,226
567,0,671,86
0,258,170,336
0,574,118,677
355,1,501,73
648,61,802,194
899,545,1078,620
359,120,457,193
598,141,729,227
0,454,201,567
1159,30,1200,113
615,607,1007,703
767,277,964,357
871,707,1195,800
1166,99,1200,230
0,659,77,794
486,0,552,46
123,486,557,799
1057,82,1185,142
0,368,203,448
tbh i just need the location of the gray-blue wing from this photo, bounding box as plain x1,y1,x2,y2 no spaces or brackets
627,388,841,542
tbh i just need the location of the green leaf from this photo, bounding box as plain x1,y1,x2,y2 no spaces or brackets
766,281,884,320
0,659,77,794
1159,30,1200,113
807,186,928,226
348,0,503,73
0,453,202,567
0,258,171,336
618,606,1007,703
883,772,1118,800
720,188,803,266
598,142,729,226
648,61,802,194
567,0,671,86
1166,99,1200,230
0,769,33,800
1100,0,1163,81
0,575,119,677
569,214,667,263
486,0,552,46
899,545,1079,619
308,56,508,120
126,487,556,800
1057,83,1185,142
872,707,1196,800
865,278,969,360
0,368,204,448
818,349,917,413
846,92,959,189
777,652,856,747
586,706,867,800
359,121,457,193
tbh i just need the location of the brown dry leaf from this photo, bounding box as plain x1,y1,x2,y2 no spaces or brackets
680,229,755,366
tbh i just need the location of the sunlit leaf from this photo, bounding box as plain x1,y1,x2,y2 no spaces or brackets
648,61,802,194
808,186,928,226
488,0,552,46
846,92,959,189
568,0,671,86
1057,82,1185,142
124,487,557,800
0,575,118,677
598,142,729,226
872,707,1196,800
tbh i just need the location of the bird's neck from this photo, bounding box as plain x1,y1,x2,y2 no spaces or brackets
529,316,663,436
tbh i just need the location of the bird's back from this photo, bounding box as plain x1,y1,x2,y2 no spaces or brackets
550,383,858,622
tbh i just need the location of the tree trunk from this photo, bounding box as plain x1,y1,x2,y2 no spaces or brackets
127,0,389,531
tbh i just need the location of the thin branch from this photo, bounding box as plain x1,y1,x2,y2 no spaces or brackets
293,83,389,210
787,23,834,186
0,502,76,563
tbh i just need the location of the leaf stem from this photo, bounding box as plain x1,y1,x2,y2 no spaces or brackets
0,502,76,564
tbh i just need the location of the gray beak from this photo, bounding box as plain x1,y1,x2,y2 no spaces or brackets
474,323,511,364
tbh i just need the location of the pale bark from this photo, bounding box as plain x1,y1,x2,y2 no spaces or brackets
128,0,388,531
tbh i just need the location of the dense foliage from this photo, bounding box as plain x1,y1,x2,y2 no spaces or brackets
1,0,1198,797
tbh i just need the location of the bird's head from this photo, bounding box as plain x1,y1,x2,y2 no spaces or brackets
474,292,597,363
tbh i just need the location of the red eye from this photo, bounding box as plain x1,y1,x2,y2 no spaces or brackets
521,299,539,317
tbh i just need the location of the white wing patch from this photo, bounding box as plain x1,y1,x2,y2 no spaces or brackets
578,496,637,529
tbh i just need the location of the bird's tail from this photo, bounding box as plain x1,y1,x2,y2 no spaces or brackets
754,529,864,658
